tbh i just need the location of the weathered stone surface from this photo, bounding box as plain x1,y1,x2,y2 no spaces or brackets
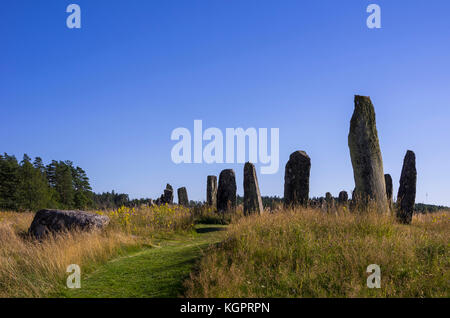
217,169,237,213
385,174,394,211
207,175,217,207
28,209,110,239
397,151,417,224
338,191,349,204
320,198,327,212
348,95,388,212
243,162,264,215
177,187,189,206
325,192,335,213
284,151,311,207
163,184,174,204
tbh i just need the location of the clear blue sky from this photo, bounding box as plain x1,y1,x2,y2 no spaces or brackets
1,1,449,206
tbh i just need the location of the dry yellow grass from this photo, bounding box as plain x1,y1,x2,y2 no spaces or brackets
0,205,194,298
185,208,449,298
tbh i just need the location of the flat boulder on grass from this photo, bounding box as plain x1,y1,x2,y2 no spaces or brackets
28,209,110,239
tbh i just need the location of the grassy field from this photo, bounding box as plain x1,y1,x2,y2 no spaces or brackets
185,208,449,298
0,205,201,297
61,224,226,298
0,205,448,298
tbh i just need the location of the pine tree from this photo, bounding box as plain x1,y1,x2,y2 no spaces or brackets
72,166,93,209
0,153,19,210
16,154,52,211
46,161,75,208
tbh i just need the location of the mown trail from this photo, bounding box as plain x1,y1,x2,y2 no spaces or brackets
63,224,227,298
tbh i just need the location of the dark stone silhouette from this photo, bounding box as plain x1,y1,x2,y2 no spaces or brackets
29,209,110,239
397,151,417,224
284,151,311,207
207,175,218,207
155,184,174,205
243,162,264,215
163,189,173,203
385,174,394,211
217,169,237,213
348,95,388,212
338,191,349,204
177,187,189,206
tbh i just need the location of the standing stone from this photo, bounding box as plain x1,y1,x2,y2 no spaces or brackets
284,151,311,208
348,95,388,212
217,169,237,213
385,174,394,211
243,162,264,215
325,192,335,213
319,198,326,212
177,187,189,206
338,191,349,204
163,184,173,204
206,175,218,207
397,151,417,224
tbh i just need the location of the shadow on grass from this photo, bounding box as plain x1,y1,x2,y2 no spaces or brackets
195,226,226,234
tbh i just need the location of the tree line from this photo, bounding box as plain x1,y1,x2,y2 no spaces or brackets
0,153,152,211
0,153,93,211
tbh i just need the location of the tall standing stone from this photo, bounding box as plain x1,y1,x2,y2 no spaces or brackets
243,162,264,215
206,175,217,207
397,151,417,224
284,151,311,208
217,169,237,213
384,174,394,211
348,95,388,212
177,187,189,207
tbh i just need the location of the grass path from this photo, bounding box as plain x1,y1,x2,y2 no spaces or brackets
62,224,227,298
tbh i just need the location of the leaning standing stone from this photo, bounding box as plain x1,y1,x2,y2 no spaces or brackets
177,187,189,206
284,151,311,208
207,175,218,207
397,151,417,224
28,209,110,239
348,95,388,212
385,174,394,211
217,169,237,213
243,162,264,215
